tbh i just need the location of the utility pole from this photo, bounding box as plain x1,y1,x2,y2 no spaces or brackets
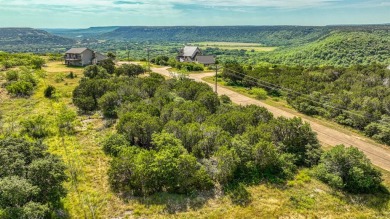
215,64,218,94
126,44,130,61
146,47,151,72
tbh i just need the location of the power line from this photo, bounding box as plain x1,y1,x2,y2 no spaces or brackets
221,67,367,118
217,68,390,165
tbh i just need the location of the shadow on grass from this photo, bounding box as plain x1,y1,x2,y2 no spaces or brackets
128,190,216,214
224,172,291,207
224,182,252,207
337,185,390,212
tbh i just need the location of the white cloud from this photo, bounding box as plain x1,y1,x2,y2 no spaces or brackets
0,0,340,10
0,0,387,17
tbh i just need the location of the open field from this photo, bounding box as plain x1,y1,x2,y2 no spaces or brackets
193,42,277,52
195,42,263,47
2,62,390,218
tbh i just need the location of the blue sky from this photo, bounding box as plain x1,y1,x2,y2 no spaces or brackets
0,0,389,28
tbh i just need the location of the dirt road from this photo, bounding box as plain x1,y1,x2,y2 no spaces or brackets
152,67,390,171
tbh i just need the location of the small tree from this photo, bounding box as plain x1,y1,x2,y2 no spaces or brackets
83,65,109,79
102,134,129,156
20,115,50,139
115,64,144,77
99,59,116,74
250,88,268,100
5,70,19,82
107,52,116,60
44,85,56,98
99,91,120,118
222,61,245,84
57,104,77,135
315,145,382,193
31,57,45,70
6,81,34,97
117,112,162,148
220,95,232,104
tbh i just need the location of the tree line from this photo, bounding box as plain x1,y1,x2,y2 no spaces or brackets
222,61,390,145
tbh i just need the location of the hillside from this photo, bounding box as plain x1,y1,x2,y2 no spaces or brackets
251,31,390,66
47,25,390,46
0,28,75,45
44,26,120,38
98,26,333,46
0,28,75,53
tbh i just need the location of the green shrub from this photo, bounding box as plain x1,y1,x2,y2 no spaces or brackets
315,145,382,193
19,71,38,86
250,88,268,100
54,74,65,83
365,116,390,145
220,94,232,104
72,78,113,112
20,115,50,139
6,81,34,97
0,138,67,217
117,112,162,148
115,64,144,77
66,72,75,79
44,85,56,98
103,134,128,156
31,57,45,69
5,70,19,82
108,132,213,196
99,91,120,118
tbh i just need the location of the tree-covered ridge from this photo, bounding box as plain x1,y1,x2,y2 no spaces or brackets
0,28,74,46
253,31,390,66
0,28,75,53
99,26,332,46
47,25,390,47
222,62,390,145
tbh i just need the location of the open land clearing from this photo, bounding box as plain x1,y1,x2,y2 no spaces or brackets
192,42,277,52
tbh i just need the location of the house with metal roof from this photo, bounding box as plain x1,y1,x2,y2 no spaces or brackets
177,46,215,66
65,48,108,66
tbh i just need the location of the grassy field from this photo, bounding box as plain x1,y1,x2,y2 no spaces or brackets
193,42,277,52
1,61,390,218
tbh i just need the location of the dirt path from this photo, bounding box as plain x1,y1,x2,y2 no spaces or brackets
152,67,390,171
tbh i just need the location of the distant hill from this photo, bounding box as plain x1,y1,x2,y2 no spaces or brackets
0,28,75,45
98,26,332,46
44,26,120,38
2,25,390,66
47,25,390,47
0,28,76,53
253,30,390,66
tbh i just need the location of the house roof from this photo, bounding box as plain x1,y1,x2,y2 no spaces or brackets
65,48,89,54
94,52,107,58
196,56,215,65
182,46,200,58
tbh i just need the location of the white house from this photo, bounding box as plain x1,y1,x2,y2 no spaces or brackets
65,48,108,67
177,46,215,66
